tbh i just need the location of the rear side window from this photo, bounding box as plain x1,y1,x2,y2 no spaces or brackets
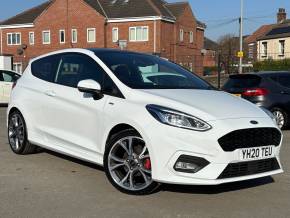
223,75,261,89
31,55,60,82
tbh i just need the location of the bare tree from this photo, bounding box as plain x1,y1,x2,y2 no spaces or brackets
217,34,240,74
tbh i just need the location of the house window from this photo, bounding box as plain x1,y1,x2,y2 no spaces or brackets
29,32,34,45
42,30,51,44
72,29,77,43
261,42,267,57
7,33,21,45
179,29,184,42
87,28,96,43
129,26,149,42
13,63,23,74
59,30,65,44
248,43,254,59
279,40,285,56
189,31,194,43
112,28,119,42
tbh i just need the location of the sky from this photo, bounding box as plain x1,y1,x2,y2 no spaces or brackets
1,0,290,41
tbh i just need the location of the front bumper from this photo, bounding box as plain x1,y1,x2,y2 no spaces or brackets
143,117,283,185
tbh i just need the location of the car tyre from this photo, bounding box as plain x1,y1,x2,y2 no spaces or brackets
8,110,37,155
104,129,159,195
271,107,288,129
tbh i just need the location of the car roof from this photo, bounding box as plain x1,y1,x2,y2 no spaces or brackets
229,71,290,78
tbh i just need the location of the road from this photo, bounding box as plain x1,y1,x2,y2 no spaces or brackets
0,107,289,218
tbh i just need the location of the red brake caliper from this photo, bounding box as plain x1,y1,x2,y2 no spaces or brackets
144,159,151,170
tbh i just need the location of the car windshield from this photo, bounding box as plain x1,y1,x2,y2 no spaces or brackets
95,52,213,90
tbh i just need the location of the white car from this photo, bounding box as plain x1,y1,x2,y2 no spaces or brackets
7,49,283,195
0,70,20,104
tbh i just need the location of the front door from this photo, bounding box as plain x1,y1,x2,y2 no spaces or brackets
41,53,109,154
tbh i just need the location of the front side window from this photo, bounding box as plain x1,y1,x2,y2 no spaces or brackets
129,26,148,41
59,30,65,44
7,33,21,45
31,55,60,82
29,32,35,45
279,40,285,56
42,31,51,44
96,52,212,90
87,28,96,43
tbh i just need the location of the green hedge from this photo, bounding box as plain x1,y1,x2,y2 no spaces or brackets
253,59,290,71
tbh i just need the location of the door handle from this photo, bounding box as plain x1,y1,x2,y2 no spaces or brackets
44,90,56,97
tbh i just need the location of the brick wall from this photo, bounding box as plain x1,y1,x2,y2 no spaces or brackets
1,0,205,75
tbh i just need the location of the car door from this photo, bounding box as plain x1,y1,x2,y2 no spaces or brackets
41,52,112,154
0,71,4,103
0,70,20,103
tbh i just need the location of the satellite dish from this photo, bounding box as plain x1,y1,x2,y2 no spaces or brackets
22,44,27,50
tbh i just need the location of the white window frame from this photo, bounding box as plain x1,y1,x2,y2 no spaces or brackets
261,42,267,57
7,32,21,45
29,32,35,45
129,26,149,42
180,29,184,42
71,29,78,43
112,27,119,43
13,62,23,74
42,30,51,45
189,31,194,43
59,29,65,44
87,28,96,43
279,40,285,56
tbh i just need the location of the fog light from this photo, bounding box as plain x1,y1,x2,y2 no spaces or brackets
174,155,210,173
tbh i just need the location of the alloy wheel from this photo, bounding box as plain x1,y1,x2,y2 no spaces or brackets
272,110,285,129
8,113,25,152
108,136,153,191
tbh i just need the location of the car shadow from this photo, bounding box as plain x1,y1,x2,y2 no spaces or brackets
161,176,275,194
43,148,275,194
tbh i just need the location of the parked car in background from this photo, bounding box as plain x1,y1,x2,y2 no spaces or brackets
0,70,21,104
7,49,282,195
223,71,290,129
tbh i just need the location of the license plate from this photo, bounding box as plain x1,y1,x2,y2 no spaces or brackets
239,146,275,161
233,94,241,97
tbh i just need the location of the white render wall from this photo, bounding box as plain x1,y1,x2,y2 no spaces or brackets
0,55,12,70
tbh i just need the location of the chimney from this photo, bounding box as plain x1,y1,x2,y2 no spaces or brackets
277,8,287,23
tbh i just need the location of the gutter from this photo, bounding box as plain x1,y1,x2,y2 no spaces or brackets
106,16,175,23
0,23,34,29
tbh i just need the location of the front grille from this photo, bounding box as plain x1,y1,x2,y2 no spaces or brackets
218,128,281,152
218,158,280,179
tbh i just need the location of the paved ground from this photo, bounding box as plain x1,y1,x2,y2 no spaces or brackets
0,107,290,218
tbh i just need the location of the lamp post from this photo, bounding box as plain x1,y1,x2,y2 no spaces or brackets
238,0,244,74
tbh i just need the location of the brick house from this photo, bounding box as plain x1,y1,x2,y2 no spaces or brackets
0,0,206,75
203,37,218,70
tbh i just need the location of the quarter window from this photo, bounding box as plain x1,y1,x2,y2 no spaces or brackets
7,33,21,45
129,26,148,41
42,30,51,44
87,28,96,43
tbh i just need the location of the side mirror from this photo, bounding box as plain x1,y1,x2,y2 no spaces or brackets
77,79,103,99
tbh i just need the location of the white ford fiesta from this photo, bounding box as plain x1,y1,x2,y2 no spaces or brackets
7,48,283,195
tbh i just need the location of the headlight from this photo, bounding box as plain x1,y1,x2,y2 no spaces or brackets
261,107,277,125
146,104,212,131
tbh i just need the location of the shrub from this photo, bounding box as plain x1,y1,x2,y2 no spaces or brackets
253,59,290,72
